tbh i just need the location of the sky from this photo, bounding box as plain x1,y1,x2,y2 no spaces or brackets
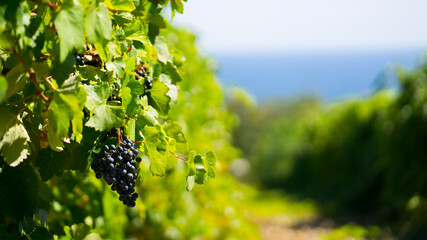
172,0,427,54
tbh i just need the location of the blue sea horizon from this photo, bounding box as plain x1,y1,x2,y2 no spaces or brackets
213,48,427,102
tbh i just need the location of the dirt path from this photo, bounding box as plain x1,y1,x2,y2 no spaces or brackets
251,214,335,240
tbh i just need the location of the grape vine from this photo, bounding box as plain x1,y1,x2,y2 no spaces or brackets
0,0,218,238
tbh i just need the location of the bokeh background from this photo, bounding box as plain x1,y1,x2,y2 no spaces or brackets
172,0,427,239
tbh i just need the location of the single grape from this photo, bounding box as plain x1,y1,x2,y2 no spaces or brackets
145,79,153,89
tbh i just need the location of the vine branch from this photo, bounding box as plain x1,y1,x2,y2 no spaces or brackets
167,149,188,162
29,69,49,103
32,0,61,9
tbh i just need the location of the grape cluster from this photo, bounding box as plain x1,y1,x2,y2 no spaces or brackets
91,138,142,207
75,54,85,66
135,66,153,90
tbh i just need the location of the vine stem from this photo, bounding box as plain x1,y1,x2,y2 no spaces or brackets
29,69,49,103
167,149,188,162
16,94,38,116
7,93,36,105
32,0,60,9
117,129,122,146
44,77,56,90
10,45,49,103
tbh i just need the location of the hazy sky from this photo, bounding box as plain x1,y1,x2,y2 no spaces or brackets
173,0,427,53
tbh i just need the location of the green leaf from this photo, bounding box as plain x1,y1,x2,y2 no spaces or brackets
171,0,184,19
30,227,53,240
48,93,77,138
71,86,87,142
136,103,158,128
0,164,39,221
64,223,91,240
143,126,165,176
165,61,182,84
205,150,216,178
127,79,144,95
0,121,30,167
121,86,131,110
0,76,7,102
147,81,171,116
85,3,112,43
36,127,101,181
185,150,214,187
52,54,76,86
0,106,16,137
154,36,172,63
93,41,108,63
126,31,150,44
35,149,63,181
186,175,195,191
104,0,136,12
159,74,178,101
48,124,64,152
85,83,124,131
165,138,177,170
84,83,112,112
163,121,188,154
86,105,124,131
48,76,86,143
125,118,135,141
105,57,125,78
54,0,84,62
2,64,28,103
125,95,139,117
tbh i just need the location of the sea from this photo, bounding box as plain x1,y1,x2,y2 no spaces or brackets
213,49,427,102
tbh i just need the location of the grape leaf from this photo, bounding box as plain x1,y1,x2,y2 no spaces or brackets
63,223,91,240
48,124,64,152
36,127,101,181
125,118,135,141
159,74,178,101
86,105,124,131
163,121,188,154
121,86,131,110
186,175,195,191
54,0,84,62
71,86,87,142
165,61,182,84
142,126,165,176
147,81,171,116
35,148,66,182
205,150,217,178
85,2,112,43
48,93,78,138
52,54,79,86
30,227,53,240
136,104,158,128
84,83,112,112
104,0,136,12
0,106,16,137
127,79,144,95
171,0,184,18
0,76,7,102
185,150,215,188
154,36,172,63
2,64,28,103
85,83,124,131
105,58,125,78
125,95,139,117
48,76,86,143
0,163,39,221
126,31,150,44
165,138,177,170
0,121,30,167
